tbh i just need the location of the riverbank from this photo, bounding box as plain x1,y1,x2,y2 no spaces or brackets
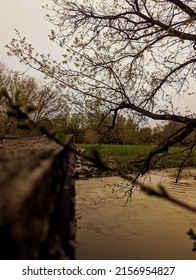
76,144,196,178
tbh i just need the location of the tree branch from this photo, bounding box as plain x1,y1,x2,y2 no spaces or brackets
139,125,194,176
113,102,196,126
168,0,196,18
141,57,196,104
134,179,196,213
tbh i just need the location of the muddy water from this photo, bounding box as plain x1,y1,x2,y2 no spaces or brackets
75,169,196,260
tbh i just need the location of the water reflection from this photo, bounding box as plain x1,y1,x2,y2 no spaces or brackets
75,169,196,260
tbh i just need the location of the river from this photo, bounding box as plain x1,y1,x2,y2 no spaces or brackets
75,169,196,259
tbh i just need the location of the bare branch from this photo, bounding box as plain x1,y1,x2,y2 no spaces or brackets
112,102,196,126
168,0,196,18
133,178,196,213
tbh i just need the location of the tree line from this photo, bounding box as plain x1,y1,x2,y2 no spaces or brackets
0,62,194,146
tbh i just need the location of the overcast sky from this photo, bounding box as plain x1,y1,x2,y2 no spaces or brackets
0,0,195,115
0,0,53,72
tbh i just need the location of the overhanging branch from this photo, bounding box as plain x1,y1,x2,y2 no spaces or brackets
168,0,196,18
113,102,196,127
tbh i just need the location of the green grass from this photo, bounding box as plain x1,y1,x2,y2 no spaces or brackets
78,144,196,173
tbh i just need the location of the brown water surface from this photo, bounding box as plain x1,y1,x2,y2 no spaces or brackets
75,169,196,259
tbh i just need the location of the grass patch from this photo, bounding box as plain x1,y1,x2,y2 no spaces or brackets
78,144,196,174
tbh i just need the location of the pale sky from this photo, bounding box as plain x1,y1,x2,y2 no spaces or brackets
0,0,195,115
0,0,53,73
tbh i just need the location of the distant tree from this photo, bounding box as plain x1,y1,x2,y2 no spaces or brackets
66,112,86,143
138,127,153,145
115,116,139,144
0,62,69,135
6,0,196,177
157,120,196,146
84,128,99,144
